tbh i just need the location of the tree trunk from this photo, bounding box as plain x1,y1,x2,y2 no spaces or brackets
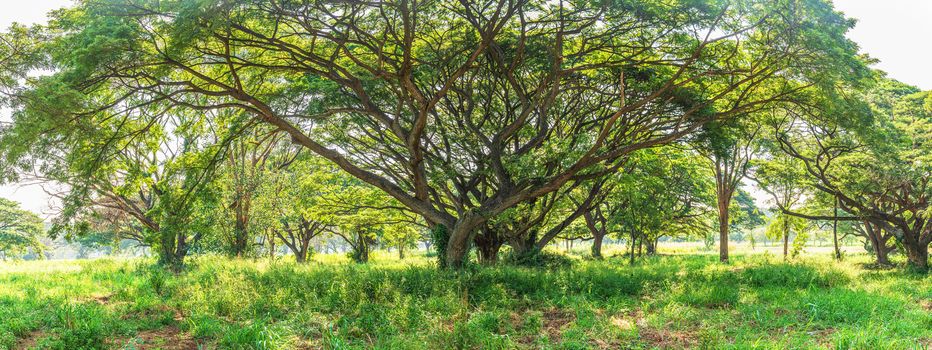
782,215,789,260
584,210,606,259
833,198,841,260
158,229,187,272
628,232,637,265
444,216,483,269
901,227,929,272
295,248,308,263
232,219,248,257
508,234,536,260
353,231,370,263
476,241,501,264
444,236,469,268
591,231,605,259
904,242,928,272
268,233,276,260
230,198,251,258
875,243,891,265
637,236,643,257
645,237,657,255
717,194,730,262
474,227,504,265
863,221,892,265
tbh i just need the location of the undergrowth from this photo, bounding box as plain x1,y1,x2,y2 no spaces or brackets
0,252,928,349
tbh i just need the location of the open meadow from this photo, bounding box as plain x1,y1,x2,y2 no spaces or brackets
1,246,929,349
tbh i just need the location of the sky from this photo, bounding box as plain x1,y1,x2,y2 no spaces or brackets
0,0,931,216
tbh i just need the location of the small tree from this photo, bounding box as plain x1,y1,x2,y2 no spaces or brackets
383,223,421,260
752,150,808,260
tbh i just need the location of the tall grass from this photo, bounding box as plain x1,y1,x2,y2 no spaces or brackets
0,252,929,349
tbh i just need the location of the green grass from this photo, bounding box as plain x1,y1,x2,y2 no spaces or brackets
0,250,929,349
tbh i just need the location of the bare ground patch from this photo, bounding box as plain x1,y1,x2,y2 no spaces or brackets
14,330,46,350
90,294,112,305
638,327,699,349
510,307,576,346
612,309,699,349
808,327,836,347
111,326,200,350
541,308,575,340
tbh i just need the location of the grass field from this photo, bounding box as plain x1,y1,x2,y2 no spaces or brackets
0,246,930,349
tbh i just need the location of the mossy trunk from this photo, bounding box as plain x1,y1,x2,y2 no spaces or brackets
158,228,188,273
476,241,501,264
508,231,538,262
351,231,371,263
232,221,248,258
903,235,929,272
230,198,251,258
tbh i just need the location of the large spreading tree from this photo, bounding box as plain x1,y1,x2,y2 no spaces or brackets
774,77,932,271
0,0,863,268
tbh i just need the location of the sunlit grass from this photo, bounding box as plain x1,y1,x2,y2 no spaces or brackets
0,248,929,349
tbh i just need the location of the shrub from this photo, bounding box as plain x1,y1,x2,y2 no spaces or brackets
504,249,576,269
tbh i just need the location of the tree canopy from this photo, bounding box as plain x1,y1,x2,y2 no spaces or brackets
0,0,928,272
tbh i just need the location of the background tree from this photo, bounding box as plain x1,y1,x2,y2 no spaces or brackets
730,189,766,243
763,213,810,259
773,77,932,271
218,127,287,258
694,119,761,262
0,198,45,260
0,93,236,270
383,223,422,260
589,147,713,262
752,149,808,259
264,154,346,263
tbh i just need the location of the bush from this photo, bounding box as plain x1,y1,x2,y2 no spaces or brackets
504,249,576,268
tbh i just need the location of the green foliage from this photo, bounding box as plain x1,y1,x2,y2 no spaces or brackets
605,147,715,243
503,249,576,269
764,213,813,257
730,189,765,236
429,225,450,268
0,198,45,260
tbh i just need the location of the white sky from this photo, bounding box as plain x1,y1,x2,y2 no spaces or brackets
1,0,931,216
